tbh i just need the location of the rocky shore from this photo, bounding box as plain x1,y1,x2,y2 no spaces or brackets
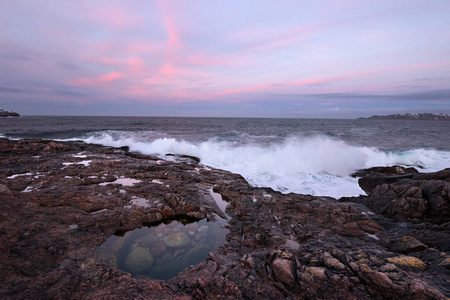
0,138,449,299
0,108,20,117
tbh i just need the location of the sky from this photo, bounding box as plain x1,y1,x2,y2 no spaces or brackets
1,0,450,118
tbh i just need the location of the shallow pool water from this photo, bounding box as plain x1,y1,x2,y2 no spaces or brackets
94,217,229,280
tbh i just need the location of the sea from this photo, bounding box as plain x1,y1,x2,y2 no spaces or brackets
1,116,449,198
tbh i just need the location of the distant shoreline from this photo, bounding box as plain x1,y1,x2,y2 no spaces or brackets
2,112,450,120
358,113,450,121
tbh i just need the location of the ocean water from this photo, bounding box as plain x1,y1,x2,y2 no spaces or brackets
1,116,449,198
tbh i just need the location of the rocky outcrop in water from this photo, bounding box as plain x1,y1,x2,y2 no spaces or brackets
359,113,450,121
1,138,449,299
0,108,20,117
345,167,450,225
352,166,420,196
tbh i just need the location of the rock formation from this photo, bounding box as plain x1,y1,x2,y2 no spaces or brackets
0,108,20,117
0,138,449,299
345,168,450,224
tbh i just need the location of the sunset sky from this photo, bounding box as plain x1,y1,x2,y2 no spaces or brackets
1,0,449,118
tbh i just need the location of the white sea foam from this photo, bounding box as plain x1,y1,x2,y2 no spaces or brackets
22,186,35,193
63,160,92,167
81,132,450,198
7,172,34,179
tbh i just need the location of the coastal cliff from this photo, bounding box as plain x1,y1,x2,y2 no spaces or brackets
0,108,20,117
0,139,449,299
359,113,450,121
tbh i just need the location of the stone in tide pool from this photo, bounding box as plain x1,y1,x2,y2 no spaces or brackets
197,225,209,234
185,223,199,235
164,232,190,248
148,241,167,258
123,247,154,274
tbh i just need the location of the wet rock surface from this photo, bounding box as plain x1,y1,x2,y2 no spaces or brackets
1,138,449,299
353,166,420,196
343,167,450,225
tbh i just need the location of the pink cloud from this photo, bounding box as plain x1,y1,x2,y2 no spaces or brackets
227,23,329,55
215,74,360,96
379,61,450,74
70,2,240,98
159,63,176,75
164,16,182,51
126,57,145,72
214,60,450,98
86,5,143,31
126,42,153,54
215,84,271,96
67,72,123,87
289,74,359,87
185,53,239,68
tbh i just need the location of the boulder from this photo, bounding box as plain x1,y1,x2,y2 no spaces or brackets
123,247,154,274
164,232,191,248
272,258,295,284
387,236,427,253
0,183,13,196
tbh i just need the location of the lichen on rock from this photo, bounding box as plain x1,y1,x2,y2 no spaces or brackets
386,255,428,271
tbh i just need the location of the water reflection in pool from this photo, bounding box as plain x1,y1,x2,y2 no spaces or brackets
94,217,229,280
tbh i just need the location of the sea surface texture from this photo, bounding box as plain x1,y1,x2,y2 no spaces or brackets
2,116,449,198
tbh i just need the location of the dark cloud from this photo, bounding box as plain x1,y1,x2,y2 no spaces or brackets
0,86,87,97
0,87,33,94
52,89,88,97
0,44,35,62
56,62,79,70
0,52,32,62
275,89,450,102
401,89,450,101
412,77,446,82
395,85,433,90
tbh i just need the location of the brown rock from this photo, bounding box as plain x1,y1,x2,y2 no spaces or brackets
304,267,327,281
148,241,167,258
272,258,295,284
324,252,346,271
387,236,427,253
0,183,13,196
